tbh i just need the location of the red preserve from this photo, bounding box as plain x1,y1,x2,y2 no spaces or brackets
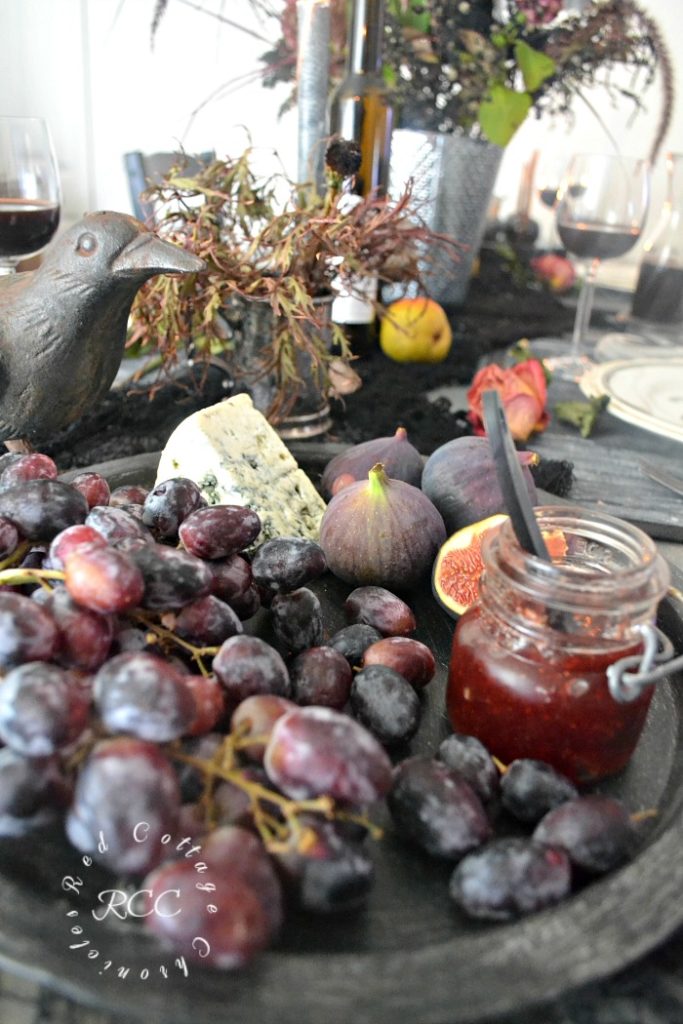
447,508,670,784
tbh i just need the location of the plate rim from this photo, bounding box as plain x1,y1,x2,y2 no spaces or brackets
581,357,683,443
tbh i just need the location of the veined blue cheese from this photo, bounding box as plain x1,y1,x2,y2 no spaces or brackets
155,394,326,542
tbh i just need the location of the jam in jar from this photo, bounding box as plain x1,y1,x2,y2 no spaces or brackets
447,508,670,784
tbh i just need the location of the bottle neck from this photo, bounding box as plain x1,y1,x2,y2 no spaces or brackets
347,0,384,74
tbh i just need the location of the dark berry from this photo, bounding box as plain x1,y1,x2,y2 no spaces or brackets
438,733,499,803
533,795,635,873
450,838,571,921
501,759,578,824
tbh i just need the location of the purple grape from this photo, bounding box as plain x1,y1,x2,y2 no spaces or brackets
271,587,323,654
0,480,88,540
388,756,492,859
230,694,297,761
350,664,421,746
38,588,114,671
127,543,213,610
438,734,500,803
66,737,181,875
265,706,393,804
0,453,58,488
251,537,327,597
182,674,226,736
85,505,151,546
70,472,110,509
203,825,284,935
289,646,352,709
450,838,571,921
274,818,374,914
113,625,153,654
176,733,224,802
109,484,149,508
344,586,416,637
142,859,271,968
0,516,20,560
327,624,382,667
93,652,196,742
0,591,59,668
0,662,90,756
0,749,70,836
533,795,635,873
230,583,261,620
47,524,107,570
213,635,291,704
209,554,253,605
500,759,578,825
179,505,261,560
174,595,243,646
64,544,145,614
142,478,205,539
362,636,436,688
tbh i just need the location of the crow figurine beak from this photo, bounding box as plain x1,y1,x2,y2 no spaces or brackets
111,232,205,278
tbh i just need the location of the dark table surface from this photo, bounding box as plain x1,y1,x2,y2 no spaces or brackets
2,286,683,1024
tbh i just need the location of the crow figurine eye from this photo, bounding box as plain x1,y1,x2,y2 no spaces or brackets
77,233,98,255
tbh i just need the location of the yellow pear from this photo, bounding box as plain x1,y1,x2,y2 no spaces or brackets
379,297,453,364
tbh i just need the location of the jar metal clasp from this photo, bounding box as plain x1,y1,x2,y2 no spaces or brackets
607,623,681,702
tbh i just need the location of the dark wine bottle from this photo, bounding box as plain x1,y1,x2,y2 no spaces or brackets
328,0,394,355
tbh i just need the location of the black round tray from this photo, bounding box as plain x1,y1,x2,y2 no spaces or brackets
1,452,682,1024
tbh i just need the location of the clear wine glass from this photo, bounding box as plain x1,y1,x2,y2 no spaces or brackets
549,152,650,380
0,116,61,275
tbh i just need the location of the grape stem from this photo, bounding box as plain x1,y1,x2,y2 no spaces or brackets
0,541,31,572
0,567,64,587
172,745,334,852
130,611,219,677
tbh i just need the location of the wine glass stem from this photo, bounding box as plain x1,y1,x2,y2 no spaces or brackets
569,257,600,360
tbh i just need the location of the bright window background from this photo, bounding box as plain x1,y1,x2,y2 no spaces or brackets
2,0,682,288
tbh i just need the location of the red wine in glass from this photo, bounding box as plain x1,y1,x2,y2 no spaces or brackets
557,221,641,260
0,199,60,259
544,153,649,380
0,116,61,273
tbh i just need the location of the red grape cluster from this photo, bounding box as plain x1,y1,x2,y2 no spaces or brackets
0,450,642,966
0,450,439,970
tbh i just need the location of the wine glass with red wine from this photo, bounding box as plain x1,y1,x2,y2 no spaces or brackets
0,116,61,274
549,152,649,379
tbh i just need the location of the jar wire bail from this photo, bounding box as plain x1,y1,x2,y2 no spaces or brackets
607,623,680,702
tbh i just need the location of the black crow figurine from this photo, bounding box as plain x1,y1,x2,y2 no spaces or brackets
0,211,204,448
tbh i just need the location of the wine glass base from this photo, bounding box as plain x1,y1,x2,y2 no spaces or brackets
525,338,594,381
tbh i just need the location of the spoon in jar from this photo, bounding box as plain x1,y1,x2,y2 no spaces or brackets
482,389,551,561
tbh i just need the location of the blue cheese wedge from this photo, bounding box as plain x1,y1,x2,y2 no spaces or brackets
155,394,326,542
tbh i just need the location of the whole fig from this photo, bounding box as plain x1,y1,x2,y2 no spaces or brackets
321,428,423,499
320,464,446,592
422,436,537,533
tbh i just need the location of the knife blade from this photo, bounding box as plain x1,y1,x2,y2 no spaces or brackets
640,460,683,498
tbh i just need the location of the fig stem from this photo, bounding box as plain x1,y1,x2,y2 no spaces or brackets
368,462,390,497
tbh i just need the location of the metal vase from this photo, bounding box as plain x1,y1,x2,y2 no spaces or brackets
235,297,332,440
388,129,503,306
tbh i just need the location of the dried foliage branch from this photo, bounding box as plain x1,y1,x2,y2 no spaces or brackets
128,142,460,418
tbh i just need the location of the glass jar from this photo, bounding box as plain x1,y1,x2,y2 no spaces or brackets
447,508,670,784
631,152,683,324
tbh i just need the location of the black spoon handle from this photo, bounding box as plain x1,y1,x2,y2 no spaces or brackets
482,389,550,562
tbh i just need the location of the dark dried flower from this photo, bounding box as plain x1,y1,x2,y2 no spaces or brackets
325,137,362,179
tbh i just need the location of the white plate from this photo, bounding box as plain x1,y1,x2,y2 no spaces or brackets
580,357,683,443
